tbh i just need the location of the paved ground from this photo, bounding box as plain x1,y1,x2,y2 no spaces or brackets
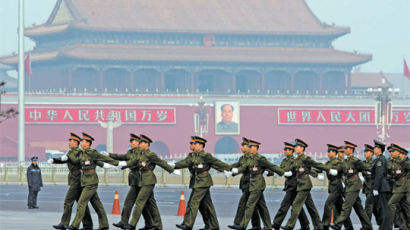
0,184,377,229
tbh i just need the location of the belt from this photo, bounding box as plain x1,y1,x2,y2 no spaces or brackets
81,169,95,173
200,171,208,174
348,174,358,179
142,170,153,173
398,177,407,181
252,174,262,177
70,169,81,174
298,174,309,178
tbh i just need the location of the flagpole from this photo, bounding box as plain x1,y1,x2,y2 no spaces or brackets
18,0,25,162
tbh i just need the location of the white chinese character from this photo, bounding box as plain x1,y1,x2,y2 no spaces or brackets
404,112,410,122
156,110,168,121
46,110,58,121
359,112,370,123
63,110,74,121
95,110,105,121
125,110,137,121
345,112,356,122
142,110,152,121
302,112,311,122
29,109,42,120
392,112,399,123
316,112,326,122
79,110,90,121
286,111,296,122
107,110,121,121
330,112,341,122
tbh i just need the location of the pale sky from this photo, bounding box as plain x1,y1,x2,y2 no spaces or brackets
0,0,409,73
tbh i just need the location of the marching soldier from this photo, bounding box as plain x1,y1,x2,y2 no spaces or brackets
330,141,372,230
399,146,410,230
387,144,409,230
231,139,284,230
27,156,43,209
333,146,356,229
67,133,121,230
371,140,391,230
173,136,230,230
110,133,161,230
272,142,310,230
281,139,325,230
50,133,98,230
362,144,377,221
321,144,353,230
228,137,262,230
121,134,175,230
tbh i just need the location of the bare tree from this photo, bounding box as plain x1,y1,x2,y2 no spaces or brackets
0,81,18,123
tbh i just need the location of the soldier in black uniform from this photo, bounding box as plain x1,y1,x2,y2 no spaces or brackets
372,140,391,230
27,156,43,209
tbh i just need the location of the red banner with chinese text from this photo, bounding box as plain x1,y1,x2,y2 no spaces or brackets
25,107,176,124
278,108,410,125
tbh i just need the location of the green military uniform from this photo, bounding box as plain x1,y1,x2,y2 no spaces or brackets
185,151,218,230
362,156,377,221
68,133,120,230
387,144,410,230
272,142,309,230
235,143,284,230
124,148,174,228
52,146,94,229
110,146,162,229
331,141,372,230
321,144,353,230
175,147,230,230
283,156,325,229
230,151,262,230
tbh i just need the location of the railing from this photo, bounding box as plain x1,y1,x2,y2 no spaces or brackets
5,88,409,98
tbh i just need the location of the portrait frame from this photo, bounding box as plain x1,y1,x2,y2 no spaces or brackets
215,101,240,135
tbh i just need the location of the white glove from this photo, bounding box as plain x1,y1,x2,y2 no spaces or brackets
169,160,176,168
284,171,293,177
103,163,113,169
224,170,232,178
317,174,325,181
329,169,338,176
231,168,239,174
118,161,127,168
47,158,54,164
373,190,379,196
359,176,365,182
263,171,269,176
61,154,68,161
366,171,371,175
342,183,345,188
173,169,181,176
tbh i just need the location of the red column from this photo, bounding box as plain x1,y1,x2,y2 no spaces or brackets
130,70,134,92
99,68,104,92
232,71,236,92
319,72,323,91
290,71,294,90
160,70,165,91
68,67,73,89
346,71,351,91
190,71,194,91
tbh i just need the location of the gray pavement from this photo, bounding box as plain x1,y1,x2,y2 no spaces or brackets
0,184,378,229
